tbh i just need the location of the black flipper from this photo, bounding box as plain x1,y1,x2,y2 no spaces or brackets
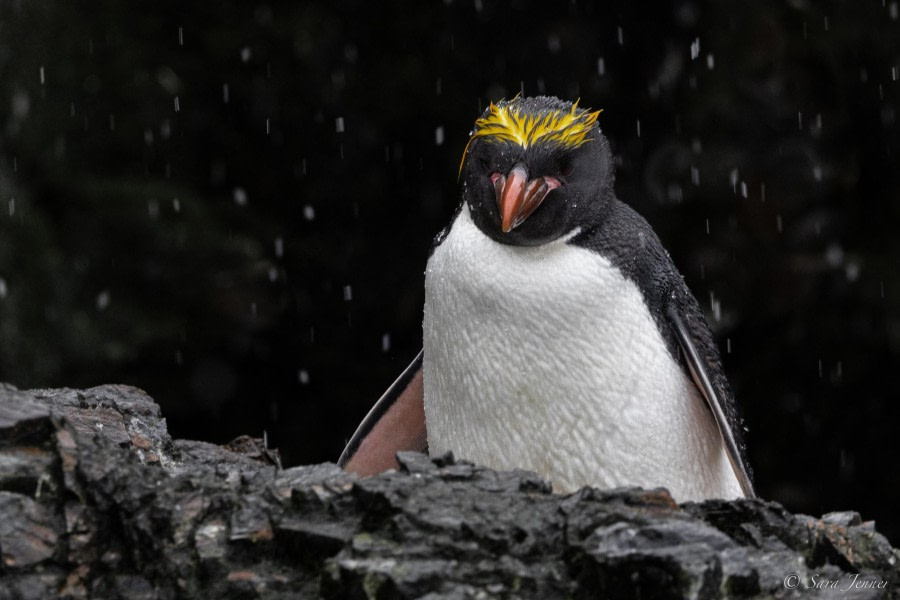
571,198,754,498
667,305,756,498
338,350,427,474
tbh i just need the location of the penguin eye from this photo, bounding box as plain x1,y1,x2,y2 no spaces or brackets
560,162,574,178
478,157,494,172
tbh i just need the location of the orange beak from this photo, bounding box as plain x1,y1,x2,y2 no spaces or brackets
494,163,556,232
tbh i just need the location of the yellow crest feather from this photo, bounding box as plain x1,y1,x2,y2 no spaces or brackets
459,99,602,175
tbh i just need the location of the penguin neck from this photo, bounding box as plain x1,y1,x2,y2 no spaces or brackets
577,187,615,231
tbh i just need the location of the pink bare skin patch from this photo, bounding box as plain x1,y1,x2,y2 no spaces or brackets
342,369,426,476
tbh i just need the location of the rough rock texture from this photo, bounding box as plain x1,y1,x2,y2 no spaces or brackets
0,383,897,599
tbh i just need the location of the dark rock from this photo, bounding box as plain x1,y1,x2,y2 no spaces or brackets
0,381,897,599
0,395,52,448
0,446,55,496
0,491,61,568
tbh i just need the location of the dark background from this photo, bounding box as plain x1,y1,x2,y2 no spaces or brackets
1,1,898,542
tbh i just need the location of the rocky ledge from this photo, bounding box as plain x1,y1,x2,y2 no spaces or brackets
0,383,897,599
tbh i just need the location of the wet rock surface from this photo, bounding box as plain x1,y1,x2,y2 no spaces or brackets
0,383,897,599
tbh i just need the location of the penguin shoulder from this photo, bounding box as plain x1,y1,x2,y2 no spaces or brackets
570,199,679,307
428,201,466,258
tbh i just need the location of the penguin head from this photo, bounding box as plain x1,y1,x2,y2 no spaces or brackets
459,96,615,246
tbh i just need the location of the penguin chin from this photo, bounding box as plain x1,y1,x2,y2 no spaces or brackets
489,227,569,247
487,211,579,247
465,195,577,247
464,202,545,246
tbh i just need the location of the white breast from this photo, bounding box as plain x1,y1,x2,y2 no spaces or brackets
423,204,743,501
